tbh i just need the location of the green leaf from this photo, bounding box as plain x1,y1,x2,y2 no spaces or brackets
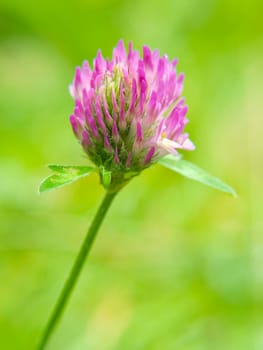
39,165,97,193
47,164,95,174
158,155,237,196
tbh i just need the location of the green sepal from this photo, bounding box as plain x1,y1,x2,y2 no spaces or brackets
39,165,97,193
158,155,237,196
100,167,112,189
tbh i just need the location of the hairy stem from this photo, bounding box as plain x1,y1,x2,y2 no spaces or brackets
38,191,117,349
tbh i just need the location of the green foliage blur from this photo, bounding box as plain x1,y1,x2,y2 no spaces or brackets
0,0,262,349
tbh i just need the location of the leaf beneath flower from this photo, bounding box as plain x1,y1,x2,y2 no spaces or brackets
158,155,237,196
39,165,97,193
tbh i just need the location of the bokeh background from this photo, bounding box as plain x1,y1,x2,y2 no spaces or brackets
0,0,262,349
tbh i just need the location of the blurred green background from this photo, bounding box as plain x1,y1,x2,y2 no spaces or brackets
0,0,262,349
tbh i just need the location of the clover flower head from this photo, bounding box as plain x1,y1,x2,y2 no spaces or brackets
69,40,194,188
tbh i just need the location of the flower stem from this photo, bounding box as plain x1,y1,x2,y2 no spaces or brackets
38,191,118,349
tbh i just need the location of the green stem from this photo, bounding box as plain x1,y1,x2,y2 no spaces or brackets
38,191,117,349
